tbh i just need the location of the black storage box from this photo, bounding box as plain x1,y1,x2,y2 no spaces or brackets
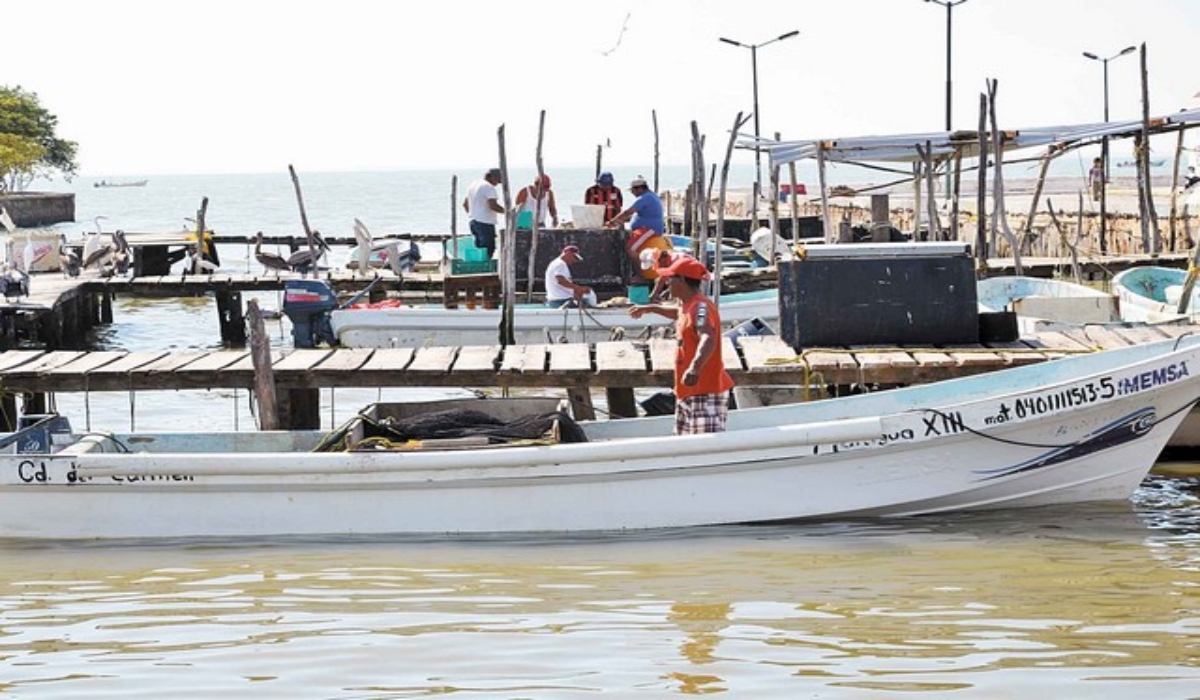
778,243,978,348
978,311,1019,343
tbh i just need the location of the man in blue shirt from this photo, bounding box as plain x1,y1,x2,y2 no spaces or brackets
606,176,670,279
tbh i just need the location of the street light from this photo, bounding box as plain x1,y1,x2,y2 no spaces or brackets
924,0,969,132
1083,45,1137,254
719,30,800,215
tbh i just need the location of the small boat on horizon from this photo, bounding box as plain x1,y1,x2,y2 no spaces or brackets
93,179,148,188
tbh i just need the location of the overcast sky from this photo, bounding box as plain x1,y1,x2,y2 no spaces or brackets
8,0,1200,176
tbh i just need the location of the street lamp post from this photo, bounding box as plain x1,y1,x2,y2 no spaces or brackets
924,0,969,132
1083,45,1137,254
719,30,799,221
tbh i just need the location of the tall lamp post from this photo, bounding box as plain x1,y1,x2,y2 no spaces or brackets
1083,45,1137,254
719,30,800,220
924,0,969,132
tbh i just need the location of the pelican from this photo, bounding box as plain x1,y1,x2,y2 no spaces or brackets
59,234,81,278
254,232,291,274
1,262,29,301
286,229,330,276
81,231,114,271
110,229,131,276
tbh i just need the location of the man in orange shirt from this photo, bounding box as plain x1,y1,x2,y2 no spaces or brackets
629,257,734,434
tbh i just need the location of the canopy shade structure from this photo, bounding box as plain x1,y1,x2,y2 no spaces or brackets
752,107,1200,168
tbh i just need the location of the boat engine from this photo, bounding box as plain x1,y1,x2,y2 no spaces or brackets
282,279,338,348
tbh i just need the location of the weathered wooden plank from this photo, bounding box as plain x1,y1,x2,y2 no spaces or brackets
453,345,502,372
548,343,591,374
358,348,415,372
13,351,88,375
1079,325,1135,350
852,351,919,383
738,336,799,371
500,344,548,373
178,351,249,372
594,341,646,373
135,352,208,373
409,345,459,372
44,351,127,375
1110,325,1175,345
313,348,374,372
85,351,171,375
222,349,284,374
945,345,1006,368
0,350,47,372
647,338,675,373
1055,327,1105,350
909,351,957,368
273,349,335,372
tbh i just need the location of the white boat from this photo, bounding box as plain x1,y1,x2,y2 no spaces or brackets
3,336,1198,540
93,179,148,188
1112,266,1197,323
329,288,780,347
978,276,1120,333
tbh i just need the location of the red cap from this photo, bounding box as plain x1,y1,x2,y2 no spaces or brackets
562,245,582,260
658,257,711,281
539,174,552,187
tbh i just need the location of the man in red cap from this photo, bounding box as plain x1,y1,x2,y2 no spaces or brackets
544,244,594,308
629,257,734,434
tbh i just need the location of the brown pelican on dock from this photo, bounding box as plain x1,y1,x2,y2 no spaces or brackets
286,229,330,276
254,231,291,274
1,262,29,301
59,233,81,278
81,231,115,272
110,229,131,276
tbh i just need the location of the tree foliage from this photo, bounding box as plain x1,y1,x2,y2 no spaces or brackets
0,86,78,192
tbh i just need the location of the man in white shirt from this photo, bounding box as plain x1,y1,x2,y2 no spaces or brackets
544,245,594,308
462,168,504,258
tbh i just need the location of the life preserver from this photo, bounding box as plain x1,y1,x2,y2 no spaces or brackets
626,229,671,280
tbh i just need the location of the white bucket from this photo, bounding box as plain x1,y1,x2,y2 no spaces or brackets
571,204,606,229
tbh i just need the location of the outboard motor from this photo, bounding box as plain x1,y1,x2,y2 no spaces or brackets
282,279,338,348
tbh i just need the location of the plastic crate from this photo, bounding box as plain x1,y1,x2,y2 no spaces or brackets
451,259,498,275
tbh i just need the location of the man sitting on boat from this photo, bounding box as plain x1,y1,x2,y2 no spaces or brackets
544,245,595,308
606,176,671,281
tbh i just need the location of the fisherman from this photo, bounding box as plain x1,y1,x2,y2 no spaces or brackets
629,257,733,434
606,175,671,280
544,245,595,308
462,168,505,258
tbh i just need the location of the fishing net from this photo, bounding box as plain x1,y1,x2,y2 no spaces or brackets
314,408,588,452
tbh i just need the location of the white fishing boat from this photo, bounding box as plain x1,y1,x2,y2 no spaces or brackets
327,287,780,347
2,337,1197,540
93,179,148,188
1112,266,1198,323
978,276,1119,333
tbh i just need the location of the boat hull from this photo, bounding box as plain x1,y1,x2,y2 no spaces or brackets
330,290,779,347
3,338,1197,540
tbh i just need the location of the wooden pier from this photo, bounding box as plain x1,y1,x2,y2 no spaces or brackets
0,321,1193,430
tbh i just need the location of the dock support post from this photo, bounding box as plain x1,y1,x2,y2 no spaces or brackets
605,387,637,419
0,393,16,431
281,389,321,430
567,386,596,421
100,288,114,324
216,290,246,347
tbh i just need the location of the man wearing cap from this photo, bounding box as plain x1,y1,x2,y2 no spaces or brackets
629,257,734,434
514,174,559,229
462,168,505,258
544,245,594,308
606,175,671,280
584,172,623,225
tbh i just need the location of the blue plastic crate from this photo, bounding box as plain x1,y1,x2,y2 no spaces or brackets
451,259,498,275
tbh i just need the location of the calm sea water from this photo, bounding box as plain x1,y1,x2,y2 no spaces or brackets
3,169,1198,698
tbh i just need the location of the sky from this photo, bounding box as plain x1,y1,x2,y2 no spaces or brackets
7,0,1200,177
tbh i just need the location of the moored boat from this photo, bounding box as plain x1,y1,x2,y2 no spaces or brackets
2,336,1198,540
1112,266,1198,323
978,276,1119,333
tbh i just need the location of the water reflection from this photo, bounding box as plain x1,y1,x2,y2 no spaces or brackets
1,495,1198,697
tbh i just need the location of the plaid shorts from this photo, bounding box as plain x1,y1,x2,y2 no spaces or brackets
674,392,730,435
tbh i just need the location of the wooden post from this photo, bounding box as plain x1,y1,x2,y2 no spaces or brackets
911,162,923,240
0,394,15,431
716,114,747,306
605,387,637,419
450,175,459,260
1138,43,1160,256
788,160,800,242
99,288,113,324
288,165,319,268
497,125,517,346
1021,154,1054,247
595,144,603,180
568,386,596,421
817,142,831,243
1168,127,1186,252
976,92,989,271
988,79,1022,274
525,110,546,303
922,142,938,240
950,149,963,243
216,290,246,347
652,109,660,192
192,197,210,274
247,298,279,430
